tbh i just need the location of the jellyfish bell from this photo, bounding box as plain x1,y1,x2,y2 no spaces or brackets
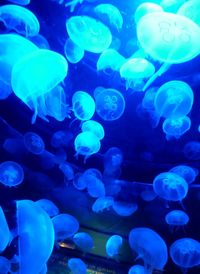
67,258,87,274
106,235,123,258
0,161,24,187
81,120,105,140
86,174,105,198
23,131,45,155
170,165,198,184
112,201,138,217
160,0,188,13
72,91,95,121
29,34,50,49
64,38,85,64
73,232,94,252
178,0,200,27
92,196,114,213
35,199,59,217
128,264,149,274
165,210,189,231
134,2,163,24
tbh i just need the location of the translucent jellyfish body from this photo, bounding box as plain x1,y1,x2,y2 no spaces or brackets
134,2,163,24
153,172,188,201
170,238,200,270
184,141,200,160
0,256,11,274
104,147,123,170
129,227,168,271
120,58,155,91
66,16,112,53
178,0,200,27
0,161,24,187
85,173,105,198
0,5,40,37
68,258,87,274
11,49,68,123
92,196,114,213
23,131,45,155
165,210,189,230
35,199,59,217
17,200,55,274
29,34,50,49
154,81,194,119
95,88,125,121
0,207,10,253
81,120,105,140
112,201,138,217
8,0,30,5
73,232,94,252
59,162,74,181
128,264,149,274
161,0,188,13
106,235,123,258
64,38,84,64
140,190,157,202
170,165,198,184
94,4,123,31
72,91,95,121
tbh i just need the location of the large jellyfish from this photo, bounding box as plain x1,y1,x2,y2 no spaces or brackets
129,227,168,272
183,141,200,160
170,165,198,184
0,207,10,253
128,264,149,274
66,16,112,53
160,0,188,13
0,5,40,37
64,38,84,64
72,91,95,121
153,172,188,202
23,131,45,155
112,201,138,217
178,0,200,27
8,0,30,5
165,210,189,231
16,200,55,274
0,256,11,274
106,235,123,258
0,161,24,187
11,49,68,123
134,2,163,24
35,199,59,217
81,120,105,140
73,232,94,252
67,258,87,274
92,196,114,213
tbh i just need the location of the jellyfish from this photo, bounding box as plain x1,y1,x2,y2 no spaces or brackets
67,258,87,274
0,256,11,274
84,168,103,179
129,227,168,272
112,201,138,217
11,49,68,123
165,210,189,231
183,141,200,160
81,120,105,140
160,0,188,13
72,91,95,121
170,238,200,271
35,199,59,217
128,264,149,274
104,147,123,171
153,172,188,202
51,130,73,148
140,190,157,202
52,213,79,241
154,81,194,120
23,131,45,155
66,16,112,53
73,232,94,252
59,162,74,181
162,116,191,140
8,0,30,5
178,0,200,27
64,38,84,64
136,12,200,90
142,87,158,110
0,5,40,37
134,2,163,24
39,263,47,274
73,173,87,190
16,200,55,274
29,34,50,49
106,235,123,258
0,161,24,187
86,174,105,198
92,196,114,213
170,165,198,184
95,88,125,121
120,58,155,91
0,207,10,253
94,4,123,32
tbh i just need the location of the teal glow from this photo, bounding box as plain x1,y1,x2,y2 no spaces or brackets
134,2,163,24
0,161,24,187
81,120,105,140
64,38,84,64
72,91,95,121
160,0,187,13
178,0,200,27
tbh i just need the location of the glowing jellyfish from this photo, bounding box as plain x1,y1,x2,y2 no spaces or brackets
92,196,114,213
153,172,188,201
11,49,68,123
170,165,198,184
94,4,123,31
134,2,163,24
154,81,194,119
128,265,149,274
23,131,45,155
183,141,200,160
0,207,10,253
97,49,126,74
29,34,50,49
106,235,123,258
0,256,11,274
81,120,105,140
129,227,168,271
120,58,155,91
165,210,189,231
142,87,158,110
170,238,200,271
64,38,84,64
35,199,59,217
51,130,73,148
95,88,125,121
178,0,200,27
112,201,138,217
104,147,123,170
162,116,191,140
66,16,112,53
0,5,40,37
161,0,188,13
73,173,87,190
0,161,24,187
73,232,94,252
17,200,55,274
86,174,105,198
8,0,30,5
52,213,79,241
140,190,157,202
72,91,95,121
59,162,74,181
68,258,87,274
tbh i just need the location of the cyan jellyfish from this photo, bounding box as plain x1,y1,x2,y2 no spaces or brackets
94,4,123,32
8,0,30,5
81,120,105,140
95,88,125,121
66,16,112,53
11,49,68,123
23,131,45,155
170,165,198,184
178,0,200,27
0,207,10,253
134,2,163,24
0,5,40,37
112,201,138,217
72,91,95,121
92,196,114,213
73,232,94,252
162,116,191,140
129,227,168,272
64,38,84,64
140,190,157,202
120,58,155,91
17,200,55,274
51,130,73,148
165,210,189,231
86,174,105,198
29,34,50,49
142,87,158,110
170,238,200,271
183,141,200,160
68,258,87,274
154,81,194,119
59,162,74,181
0,161,24,187
161,0,188,13
153,172,188,201
52,213,79,241
0,256,11,274
35,199,59,217
128,264,149,274
106,235,123,258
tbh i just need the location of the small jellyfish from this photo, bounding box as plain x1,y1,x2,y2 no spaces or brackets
142,87,158,110
86,174,105,198
161,0,188,13
23,131,45,155
106,235,123,258
51,130,73,148
64,38,84,64
0,207,10,253
128,264,149,274
184,141,200,160
73,172,87,190
68,258,87,274
165,210,189,231
73,232,94,252
8,0,30,5
178,0,200,27
81,120,105,140
134,2,163,24
59,162,74,181
0,161,24,187
104,147,123,170
120,58,155,91
72,91,95,121
29,34,50,49
0,5,40,37
112,201,138,217
140,190,157,202
0,256,11,274
153,172,188,202
92,196,114,213
94,4,123,31
170,165,198,184
66,16,112,53
35,199,59,217
95,88,125,121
